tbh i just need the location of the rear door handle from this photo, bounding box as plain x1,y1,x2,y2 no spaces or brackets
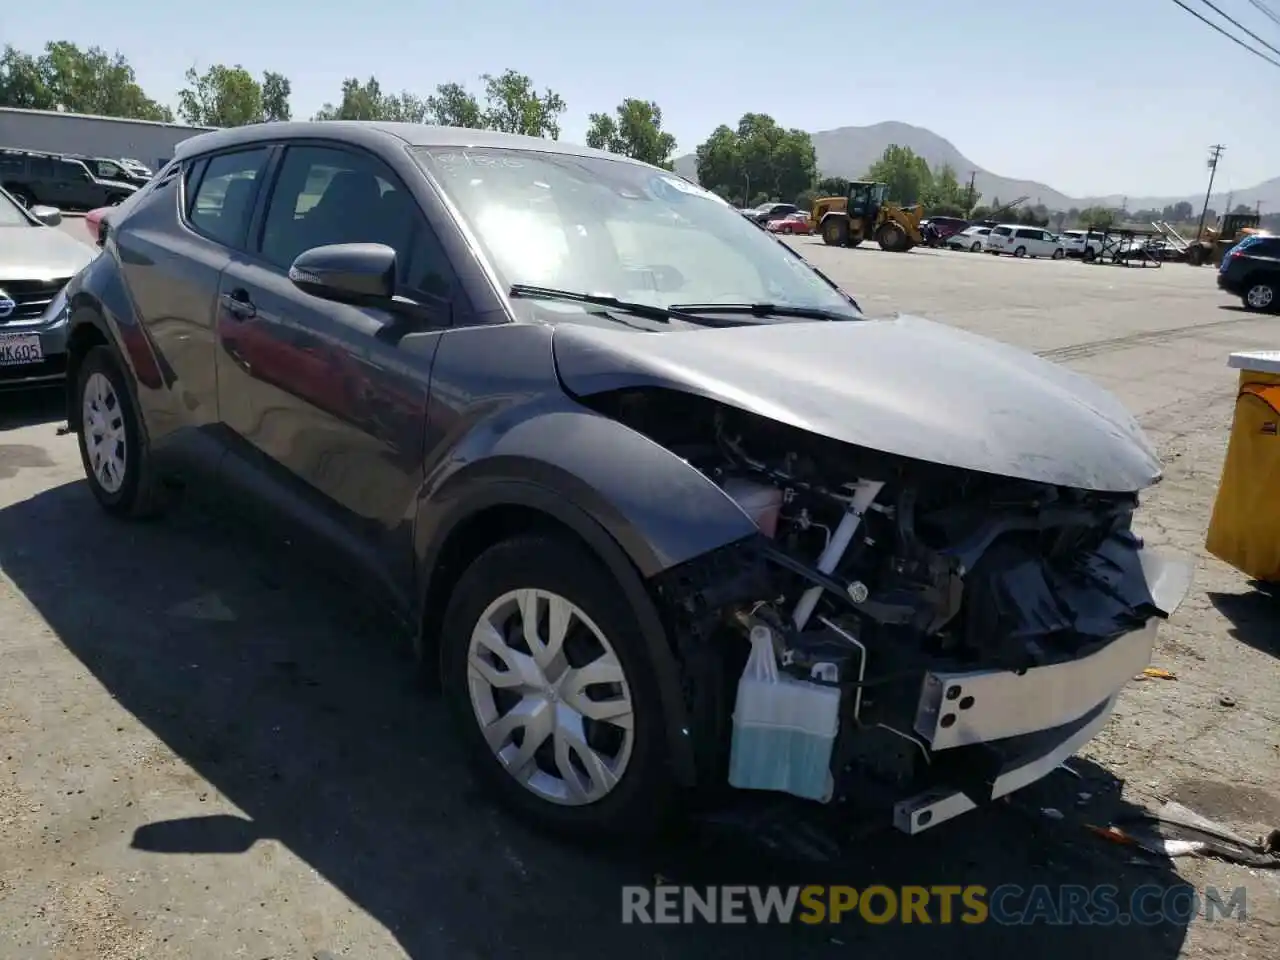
220,289,256,320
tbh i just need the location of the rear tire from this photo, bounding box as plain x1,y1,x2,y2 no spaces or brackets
439,533,679,840
1014,246,1027,258
1052,248,1065,260
1243,280,1277,313
74,346,163,519
970,241,982,252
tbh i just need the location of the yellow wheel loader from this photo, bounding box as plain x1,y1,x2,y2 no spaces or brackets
812,181,924,252
1185,212,1264,266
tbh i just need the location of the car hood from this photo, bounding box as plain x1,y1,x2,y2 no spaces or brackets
552,314,1162,493
0,226,95,281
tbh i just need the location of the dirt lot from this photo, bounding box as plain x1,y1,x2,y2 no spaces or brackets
0,230,1277,958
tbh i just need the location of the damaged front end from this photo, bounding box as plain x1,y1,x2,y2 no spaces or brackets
593,388,1193,834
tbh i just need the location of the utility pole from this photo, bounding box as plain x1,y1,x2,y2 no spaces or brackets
1196,144,1225,240
1258,200,1264,215
965,170,977,213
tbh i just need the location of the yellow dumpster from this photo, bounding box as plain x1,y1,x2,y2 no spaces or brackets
1205,350,1280,582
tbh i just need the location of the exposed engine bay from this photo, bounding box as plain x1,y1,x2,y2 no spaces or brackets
587,387,1184,830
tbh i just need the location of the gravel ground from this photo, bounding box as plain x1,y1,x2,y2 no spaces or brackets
0,228,1276,958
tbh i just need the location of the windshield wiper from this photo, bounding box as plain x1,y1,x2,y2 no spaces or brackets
508,285,747,328
668,302,862,322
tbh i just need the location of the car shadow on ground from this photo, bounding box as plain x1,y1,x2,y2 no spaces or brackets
0,482,1192,959
0,385,64,431
1208,587,1280,657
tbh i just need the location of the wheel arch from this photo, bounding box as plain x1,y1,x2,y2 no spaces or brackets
415,479,703,786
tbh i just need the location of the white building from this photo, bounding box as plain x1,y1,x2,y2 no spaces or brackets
0,107,215,170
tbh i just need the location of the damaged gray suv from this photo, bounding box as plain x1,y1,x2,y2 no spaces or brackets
62,122,1192,838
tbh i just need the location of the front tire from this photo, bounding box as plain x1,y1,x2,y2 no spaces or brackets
822,217,848,246
1243,280,1277,313
74,346,163,519
877,223,906,251
439,533,677,839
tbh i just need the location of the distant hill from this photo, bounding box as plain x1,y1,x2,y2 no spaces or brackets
672,121,1280,213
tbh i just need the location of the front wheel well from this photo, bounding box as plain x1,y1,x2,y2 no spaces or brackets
64,322,109,428
417,503,606,678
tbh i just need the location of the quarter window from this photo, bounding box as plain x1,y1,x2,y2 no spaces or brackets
188,148,270,248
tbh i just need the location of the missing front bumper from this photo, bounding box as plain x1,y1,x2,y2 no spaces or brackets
890,547,1193,834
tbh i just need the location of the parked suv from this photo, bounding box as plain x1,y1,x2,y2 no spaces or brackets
0,151,138,211
62,121,1187,840
984,224,1066,259
1218,234,1280,312
745,202,798,225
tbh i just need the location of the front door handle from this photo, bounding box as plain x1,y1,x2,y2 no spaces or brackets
220,289,256,320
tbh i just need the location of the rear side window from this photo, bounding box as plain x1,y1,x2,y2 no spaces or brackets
1014,228,1037,239
993,226,1012,237
188,148,270,248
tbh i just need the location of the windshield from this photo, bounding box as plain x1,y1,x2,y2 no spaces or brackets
0,189,32,227
410,146,859,323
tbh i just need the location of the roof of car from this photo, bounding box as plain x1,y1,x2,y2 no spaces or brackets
173,121,646,167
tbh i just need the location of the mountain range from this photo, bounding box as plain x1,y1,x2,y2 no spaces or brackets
671,121,1280,213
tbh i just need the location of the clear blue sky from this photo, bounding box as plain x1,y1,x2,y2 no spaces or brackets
6,0,1280,197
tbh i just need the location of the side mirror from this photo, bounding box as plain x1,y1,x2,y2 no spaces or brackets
289,242,398,306
30,205,62,227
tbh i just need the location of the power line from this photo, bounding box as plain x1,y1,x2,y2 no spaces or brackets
1246,0,1280,28
1195,0,1280,59
1167,0,1280,68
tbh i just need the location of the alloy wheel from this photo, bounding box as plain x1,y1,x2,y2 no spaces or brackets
1246,284,1274,310
466,588,635,806
82,371,127,494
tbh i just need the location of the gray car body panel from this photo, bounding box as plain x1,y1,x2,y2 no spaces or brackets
551,315,1163,493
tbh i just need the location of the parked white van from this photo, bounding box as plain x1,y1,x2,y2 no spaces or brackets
984,224,1066,259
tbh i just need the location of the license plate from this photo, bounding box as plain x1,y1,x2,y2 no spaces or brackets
0,334,43,366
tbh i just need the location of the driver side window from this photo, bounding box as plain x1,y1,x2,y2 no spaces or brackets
257,144,452,300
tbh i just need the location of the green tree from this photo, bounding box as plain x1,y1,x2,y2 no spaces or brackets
0,46,48,108
815,176,852,197
1231,203,1254,216
970,205,993,221
426,82,482,128
260,71,292,122
178,65,263,126
586,98,676,168
1076,206,1115,228
922,163,969,212
480,69,565,139
691,114,816,205
866,144,932,204
1,41,171,120
380,91,430,123
694,125,745,201
313,76,391,121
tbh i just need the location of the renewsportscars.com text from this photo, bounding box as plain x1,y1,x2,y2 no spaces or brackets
621,884,1247,926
